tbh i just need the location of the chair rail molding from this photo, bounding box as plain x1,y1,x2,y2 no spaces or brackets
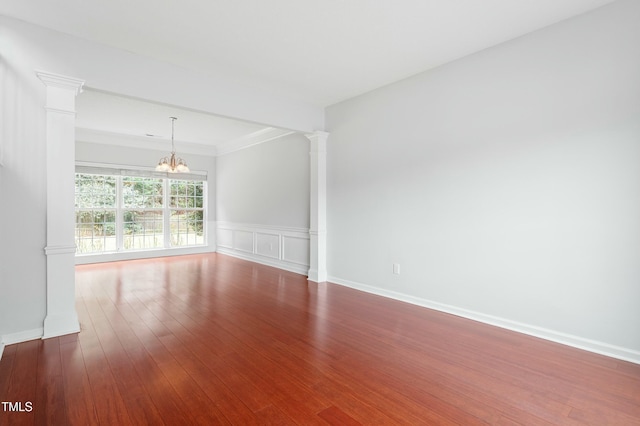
216,222,310,275
37,70,84,339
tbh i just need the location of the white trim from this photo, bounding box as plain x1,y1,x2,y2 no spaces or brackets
35,70,84,94
328,275,640,365
42,314,80,339
281,235,311,266
1,328,44,346
44,106,77,116
39,69,83,341
0,342,4,361
216,221,308,235
74,171,208,257
77,127,297,157
217,247,308,276
45,245,77,255
75,245,215,265
216,222,310,275
306,131,328,283
215,128,296,156
76,160,208,181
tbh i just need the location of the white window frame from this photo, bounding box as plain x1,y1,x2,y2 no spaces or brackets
121,175,166,251
75,162,208,261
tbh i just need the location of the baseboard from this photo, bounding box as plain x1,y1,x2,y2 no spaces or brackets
216,222,310,274
217,247,309,276
328,275,640,365
0,342,4,361
42,314,80,339
1,327,44,346
75,245,216,265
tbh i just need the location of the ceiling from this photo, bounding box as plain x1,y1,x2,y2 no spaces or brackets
75,89,293,156
2,0,617,151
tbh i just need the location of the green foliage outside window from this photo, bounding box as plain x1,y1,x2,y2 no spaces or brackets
75,173,205,254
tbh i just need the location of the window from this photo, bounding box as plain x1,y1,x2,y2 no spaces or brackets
75,174,117,254
74,170,206,255
122,176,164,250
170,179,205,246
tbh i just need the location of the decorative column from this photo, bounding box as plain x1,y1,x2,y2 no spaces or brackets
37,71,84,339
306,131,329,282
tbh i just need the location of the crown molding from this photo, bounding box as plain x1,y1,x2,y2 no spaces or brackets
215,127,296,156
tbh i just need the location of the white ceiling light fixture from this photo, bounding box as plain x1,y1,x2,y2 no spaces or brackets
156,116,190,173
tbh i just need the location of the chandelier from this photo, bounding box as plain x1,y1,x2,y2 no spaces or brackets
156,117,190,173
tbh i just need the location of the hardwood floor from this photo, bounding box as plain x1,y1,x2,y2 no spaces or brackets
1,253,639,425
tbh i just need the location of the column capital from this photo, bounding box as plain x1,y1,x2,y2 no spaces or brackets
305,131,329,148
36,70,84,94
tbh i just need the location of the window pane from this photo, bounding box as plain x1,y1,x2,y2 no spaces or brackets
75,174,116,209
170,209,204,247
123,210,164,250
74,206,116,254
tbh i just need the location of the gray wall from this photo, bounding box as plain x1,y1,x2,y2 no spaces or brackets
216,133,310,229
75,140,217,251
0,43,48,340
325,0,640,355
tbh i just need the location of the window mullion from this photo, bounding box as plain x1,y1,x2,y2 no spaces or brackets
203,181,208,246
164,178,171,248
116,176,123,251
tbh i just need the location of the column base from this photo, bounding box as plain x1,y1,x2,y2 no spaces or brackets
307,268,327,283
42,313,80,339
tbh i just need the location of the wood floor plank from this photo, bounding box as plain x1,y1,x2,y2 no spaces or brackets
1,339,40,426
317,405,362,426
77,295,135,425
0,343,17,396
59,340,100,426
0,344,21,426
34,338,67,426
0,253,638,425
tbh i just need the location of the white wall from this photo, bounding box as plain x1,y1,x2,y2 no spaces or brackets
217,133,310,228
326,0,640,361
0,36,48,342
216,133,311,273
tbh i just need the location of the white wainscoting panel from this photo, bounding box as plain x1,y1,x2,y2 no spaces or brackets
217,228,233,249
234,230,254,253
216,222,309,275
256,232,280,259
283,235,310,266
